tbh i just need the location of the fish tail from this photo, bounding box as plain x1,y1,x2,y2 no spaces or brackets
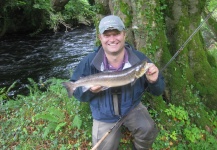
62,82,75,98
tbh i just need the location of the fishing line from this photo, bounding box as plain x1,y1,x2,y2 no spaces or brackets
161,4,217,72
91,4,217,150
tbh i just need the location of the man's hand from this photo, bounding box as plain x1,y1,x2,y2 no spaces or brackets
146,63,159,83
90,85,103,93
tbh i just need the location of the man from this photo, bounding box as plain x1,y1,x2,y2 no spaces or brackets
70,15,165,150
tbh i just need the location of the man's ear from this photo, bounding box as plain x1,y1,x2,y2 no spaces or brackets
98,34,102,40
124,32,126,39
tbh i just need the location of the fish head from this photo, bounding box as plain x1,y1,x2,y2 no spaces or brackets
135,61,149,78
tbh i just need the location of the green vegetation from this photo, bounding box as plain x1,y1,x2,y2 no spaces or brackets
0,78,92,149
0,0,96,36
1,78,216,149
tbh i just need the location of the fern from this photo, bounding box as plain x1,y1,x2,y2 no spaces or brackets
46,106,65,120
72,115,82,129
55,122,67,133
34,113,59,123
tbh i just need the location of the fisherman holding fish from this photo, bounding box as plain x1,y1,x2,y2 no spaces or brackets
63,15,165,150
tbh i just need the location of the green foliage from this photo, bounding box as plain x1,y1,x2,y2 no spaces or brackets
32,0,96,32
165,104,189,121
33,0,51,10
33,106,67,137
0,78,92,149
207,0,217,11
0,81,17,102
0,0,96,35
63,0,96,27
152,103,217,150
72,115,82,129
1,78,217,149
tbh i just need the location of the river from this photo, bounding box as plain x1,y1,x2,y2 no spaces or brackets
0,26,96,97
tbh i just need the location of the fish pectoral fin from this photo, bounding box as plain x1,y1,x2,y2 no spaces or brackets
101,87,109,91
131,77,137,86
82,86,90,92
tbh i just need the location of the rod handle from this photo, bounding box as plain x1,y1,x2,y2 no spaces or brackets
91,131,110,150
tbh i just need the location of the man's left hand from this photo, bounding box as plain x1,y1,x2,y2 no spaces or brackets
146,63,159,83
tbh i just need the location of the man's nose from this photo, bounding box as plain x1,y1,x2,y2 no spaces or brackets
109,35,116,41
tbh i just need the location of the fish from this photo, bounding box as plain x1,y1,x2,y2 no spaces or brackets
62,60,150,98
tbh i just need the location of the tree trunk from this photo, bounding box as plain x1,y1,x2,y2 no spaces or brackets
94,0,217,125
164,0,217,110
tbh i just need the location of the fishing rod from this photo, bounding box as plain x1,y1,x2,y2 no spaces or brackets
91,109,129,150
91,5,217,150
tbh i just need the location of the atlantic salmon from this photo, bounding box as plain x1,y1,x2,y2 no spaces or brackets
62,60,150,97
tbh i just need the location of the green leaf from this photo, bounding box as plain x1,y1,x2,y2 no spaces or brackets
46,107,65,119
72,115,82,129
34,113,59,123
42,127,50,138
55,122,67,133
23,128,28,135
33,4,40,9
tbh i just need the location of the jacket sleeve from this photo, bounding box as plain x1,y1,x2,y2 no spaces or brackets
147,72,165,96
70,57,96,102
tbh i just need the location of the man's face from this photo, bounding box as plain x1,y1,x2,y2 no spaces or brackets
98,29,126,55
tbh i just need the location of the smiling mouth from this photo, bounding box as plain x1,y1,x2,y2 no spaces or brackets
108,43,118,46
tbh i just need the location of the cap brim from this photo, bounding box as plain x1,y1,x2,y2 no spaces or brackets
99,26,124,34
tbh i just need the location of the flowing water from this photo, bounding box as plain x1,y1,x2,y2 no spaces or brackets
0,26,96,97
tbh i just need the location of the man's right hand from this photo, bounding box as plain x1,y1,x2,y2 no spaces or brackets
90,86,103,93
